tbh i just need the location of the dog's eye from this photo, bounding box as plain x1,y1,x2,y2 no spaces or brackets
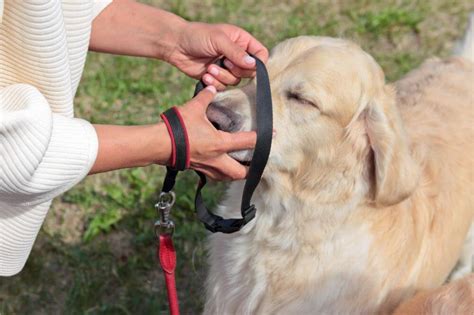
286,91,317,108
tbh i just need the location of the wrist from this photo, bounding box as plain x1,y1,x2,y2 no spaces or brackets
152,122,173,165
150,12,188,62
90,1,189,59
90,123,172,174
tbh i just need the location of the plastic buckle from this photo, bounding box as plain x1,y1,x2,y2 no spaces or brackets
242,204,256,224
204,205,257,234
211,218,242,234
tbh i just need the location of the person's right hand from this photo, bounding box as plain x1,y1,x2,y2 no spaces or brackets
176,85,256,181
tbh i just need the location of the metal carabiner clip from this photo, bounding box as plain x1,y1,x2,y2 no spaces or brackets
155,191,176,236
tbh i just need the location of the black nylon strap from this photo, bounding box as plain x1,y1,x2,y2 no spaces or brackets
194,171,248,233
193,59,225,97
193,55,272,233
162,167,178,193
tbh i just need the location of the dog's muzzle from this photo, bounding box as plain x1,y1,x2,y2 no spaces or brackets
207,102,254,164
207,102,243,133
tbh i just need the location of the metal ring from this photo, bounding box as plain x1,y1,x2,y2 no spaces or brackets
157,191,176,208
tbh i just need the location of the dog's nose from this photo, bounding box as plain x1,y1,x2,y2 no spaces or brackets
206,102,243,133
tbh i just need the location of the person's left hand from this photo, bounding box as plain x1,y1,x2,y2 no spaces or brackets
165,22,269,90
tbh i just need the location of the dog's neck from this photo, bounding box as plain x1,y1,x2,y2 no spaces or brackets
213,176,378,314
226,164,371,250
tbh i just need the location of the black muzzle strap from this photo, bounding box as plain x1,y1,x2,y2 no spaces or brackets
160,55,273,234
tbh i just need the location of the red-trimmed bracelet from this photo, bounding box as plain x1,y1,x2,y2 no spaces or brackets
160,107,190,170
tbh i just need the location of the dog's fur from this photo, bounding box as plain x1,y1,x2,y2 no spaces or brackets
204,17,474,314
393,274,474,314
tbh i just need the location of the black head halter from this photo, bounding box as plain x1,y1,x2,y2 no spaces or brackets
160,55,273,233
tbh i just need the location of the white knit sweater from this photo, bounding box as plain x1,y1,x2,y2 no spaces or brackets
0,0,112,276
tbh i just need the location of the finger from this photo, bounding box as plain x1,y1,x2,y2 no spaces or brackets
246,37,269,63
192,158,236,181
252,49,269,64
214,34,257,70
219,130,257,152
191,85,217,109
219,24,269,64
207,64,241,86
202,73,226,91
228,26,269,63
194,167,228,181
223,59,256,78
213,155,249,180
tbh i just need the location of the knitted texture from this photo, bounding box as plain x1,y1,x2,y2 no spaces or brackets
0,0,111,276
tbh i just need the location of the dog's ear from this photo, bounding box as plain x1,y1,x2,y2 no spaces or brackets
365,86,419,207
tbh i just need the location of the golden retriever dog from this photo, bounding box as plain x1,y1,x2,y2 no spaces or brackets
393,274,473,314
204,16,474,314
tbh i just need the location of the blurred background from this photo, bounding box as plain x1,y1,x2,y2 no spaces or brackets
1,0,472,314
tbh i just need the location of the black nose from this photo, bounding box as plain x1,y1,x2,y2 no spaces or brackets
206,102,243,133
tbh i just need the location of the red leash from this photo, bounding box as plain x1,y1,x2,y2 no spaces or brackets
155,191,180,315
158,234,180,315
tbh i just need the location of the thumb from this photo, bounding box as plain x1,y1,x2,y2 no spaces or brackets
214,35,256,70
192,85,217,110
221,130,257,151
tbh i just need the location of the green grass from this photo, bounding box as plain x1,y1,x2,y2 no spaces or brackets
1,0,473,314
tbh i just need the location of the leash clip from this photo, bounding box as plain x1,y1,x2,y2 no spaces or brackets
155,191,176,236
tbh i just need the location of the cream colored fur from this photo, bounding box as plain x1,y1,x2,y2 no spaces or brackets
393,275,474,315
204,33,474,314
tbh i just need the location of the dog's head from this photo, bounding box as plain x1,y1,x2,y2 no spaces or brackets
208,36,419,207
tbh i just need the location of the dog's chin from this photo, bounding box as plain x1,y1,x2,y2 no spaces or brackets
229,149,254,166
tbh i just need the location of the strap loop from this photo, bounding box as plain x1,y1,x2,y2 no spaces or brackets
160,107,190,171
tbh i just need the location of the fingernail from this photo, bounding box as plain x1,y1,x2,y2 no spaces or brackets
204,74,214,84
205,85,217,94
223,59,234,69
209,66,219,76
244,55,256,65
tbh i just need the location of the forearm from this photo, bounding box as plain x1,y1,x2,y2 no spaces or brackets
90,123,171,174
89,0,186,61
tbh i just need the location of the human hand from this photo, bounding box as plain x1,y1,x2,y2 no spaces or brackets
175,85,256,180
90,3,268,88
166,22,269,90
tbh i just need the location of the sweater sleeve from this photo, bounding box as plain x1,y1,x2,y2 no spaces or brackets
0,84,98,207
0,83,98,276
